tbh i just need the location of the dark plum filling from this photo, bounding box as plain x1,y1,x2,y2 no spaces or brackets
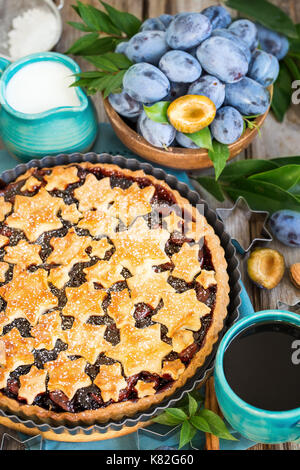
0,165,217,412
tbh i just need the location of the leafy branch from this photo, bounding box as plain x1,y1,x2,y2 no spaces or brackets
226,0,300,122
194,156,300,213
67,1,141,97
153,391,236,449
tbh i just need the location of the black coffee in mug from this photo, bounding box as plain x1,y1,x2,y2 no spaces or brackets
223,321,300,411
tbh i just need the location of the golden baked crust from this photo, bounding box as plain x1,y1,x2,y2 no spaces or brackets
0,161,229,427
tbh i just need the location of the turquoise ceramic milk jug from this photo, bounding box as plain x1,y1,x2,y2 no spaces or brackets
0,52,98,161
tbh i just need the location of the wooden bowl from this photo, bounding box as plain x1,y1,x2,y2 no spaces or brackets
103,86,272,170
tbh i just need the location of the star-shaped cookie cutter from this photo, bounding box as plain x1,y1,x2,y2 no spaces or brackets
216,197,273,255
0,432,43,450
277,301,300,314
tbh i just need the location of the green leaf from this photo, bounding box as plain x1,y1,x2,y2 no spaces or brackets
190,415,211,434
225,0,298,38
165,408,188,423
153,412,182,427
198,409,237,441
67,21,94,32
103,70,126,98
179,421,194,449
83,55,119,71
220,159,278,181
143,102,170,124
271,63,293,122
66,32,99,54
249,164,300,191
188,394,198,417
184,127,213,151
270,156,300,166
68,36,117,55
223,178,300,214
175,391,204,410
87,74,113,92
284,57,300,81
75,71,106,79
101,1,142,37
102,52,133,69
208,141,230,180
196,177,225,202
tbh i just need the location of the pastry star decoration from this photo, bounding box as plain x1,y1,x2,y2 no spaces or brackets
111,217,170,275
31,311,63,350
44,166,79,191
4,239,42,268
77,210,119,238
196,270,217,290
164,211,184,233
0,328,34,388
127,270,175,309
110,182,155,227
171,243,201,283
74,175,115,212
5,188,63,241
107,324,172,376
94,363,127,402
18,366,47,405
0,197,12,222
63,319,111,364
47,228,91,267
162,359,185,380
107,289,135,328
0,267,58,326
45,352,91,400
47,228,91,287
135,380,156,398
84,258,124,289
153,290,210,338
0,262,9,283
62,282,107,323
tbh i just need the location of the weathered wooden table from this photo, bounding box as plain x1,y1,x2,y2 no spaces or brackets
0,0,299,451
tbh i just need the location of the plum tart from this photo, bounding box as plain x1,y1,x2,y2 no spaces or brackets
0,162,229,425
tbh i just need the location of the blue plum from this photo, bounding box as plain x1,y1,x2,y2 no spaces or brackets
159,50,202,83
176,131,200,149
108,90,142,119
140,17,166,31
165,81,188,101
196,36,249,83
137,111,176,148
126,31,169,65
248,50,279,86
228,19,258,51
210,106,244,144
211,28,251,63
115,41,128,54
225,77,270,115
256,24,289,60
201,5,231,30
123,63,170,103
166,12,212,50
158,14,174,28
269,211,300,247
188,75,225,109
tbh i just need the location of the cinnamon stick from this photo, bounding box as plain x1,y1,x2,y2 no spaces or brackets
205,377,220,450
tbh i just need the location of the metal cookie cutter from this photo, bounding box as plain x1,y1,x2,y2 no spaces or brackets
277,301,300,315
0,433,43,450
216,197,273,255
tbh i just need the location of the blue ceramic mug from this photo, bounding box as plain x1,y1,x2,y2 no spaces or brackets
0,52,98,161
214,310,300,444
